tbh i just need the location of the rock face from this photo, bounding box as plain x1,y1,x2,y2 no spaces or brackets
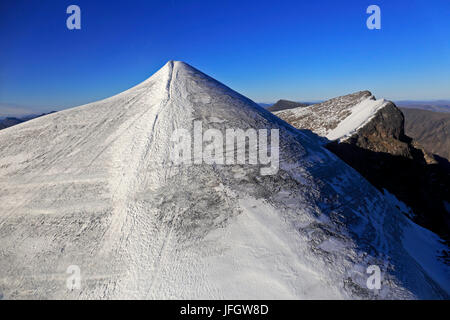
331,101,418,158
274,91,450,240
1,62,449,299
267,99,308,112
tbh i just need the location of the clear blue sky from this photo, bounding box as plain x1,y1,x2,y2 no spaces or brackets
0,0,449,113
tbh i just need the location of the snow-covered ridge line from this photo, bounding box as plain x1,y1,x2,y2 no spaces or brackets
326,97,388,141
274,91,390,142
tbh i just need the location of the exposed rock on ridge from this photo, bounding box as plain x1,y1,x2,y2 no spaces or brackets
274,91,450,240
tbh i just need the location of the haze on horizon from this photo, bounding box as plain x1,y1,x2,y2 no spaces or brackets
0,0,449,115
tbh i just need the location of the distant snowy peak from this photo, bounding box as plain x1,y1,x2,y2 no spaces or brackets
275,91,390,141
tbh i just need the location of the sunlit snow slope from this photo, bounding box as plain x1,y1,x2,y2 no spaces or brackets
0,62,448,299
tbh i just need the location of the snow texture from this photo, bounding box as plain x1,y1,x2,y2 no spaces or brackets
0,61,448,299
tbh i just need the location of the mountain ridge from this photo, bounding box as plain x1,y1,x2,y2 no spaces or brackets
273,91,450,240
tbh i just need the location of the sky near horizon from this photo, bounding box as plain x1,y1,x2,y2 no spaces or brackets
0,0,449,114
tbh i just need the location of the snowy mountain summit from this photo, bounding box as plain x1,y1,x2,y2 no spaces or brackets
0,61,448,299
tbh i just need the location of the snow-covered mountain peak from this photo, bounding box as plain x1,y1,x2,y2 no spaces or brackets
0,64,448,299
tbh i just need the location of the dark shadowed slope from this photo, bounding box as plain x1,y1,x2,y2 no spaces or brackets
401,108,450,161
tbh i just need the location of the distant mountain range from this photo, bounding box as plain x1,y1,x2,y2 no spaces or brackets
256,102,274,108
401,108,450,161
0,112,56,130
266,100,310,112
395,100,450,113
0,117,24,130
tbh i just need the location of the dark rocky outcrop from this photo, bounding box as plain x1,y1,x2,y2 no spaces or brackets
272,93,450,240
267,99,308,112
326,103,450,240
335,102,413,156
